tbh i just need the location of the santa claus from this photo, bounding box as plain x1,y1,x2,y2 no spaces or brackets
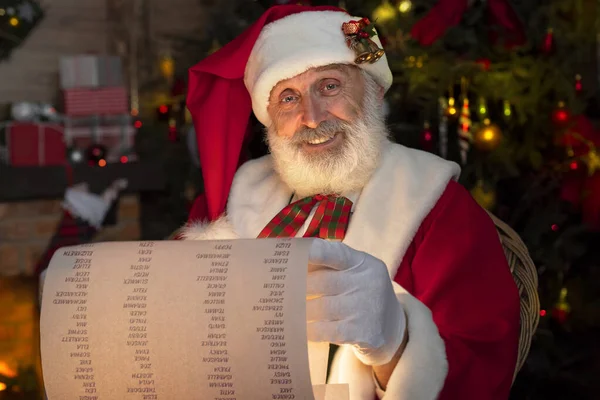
180,5,520,399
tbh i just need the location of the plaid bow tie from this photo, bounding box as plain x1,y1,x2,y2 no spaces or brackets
257,194,353,240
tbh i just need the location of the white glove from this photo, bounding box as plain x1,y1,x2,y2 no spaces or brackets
306,239,406,366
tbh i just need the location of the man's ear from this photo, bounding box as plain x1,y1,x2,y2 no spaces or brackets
378,85,385,100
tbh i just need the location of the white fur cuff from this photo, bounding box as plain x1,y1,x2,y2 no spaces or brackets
379,283,448,399
178,215,239,240
328,283,448,400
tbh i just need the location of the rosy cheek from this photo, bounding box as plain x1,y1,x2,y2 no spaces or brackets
275,109,303,138
328,100,357,123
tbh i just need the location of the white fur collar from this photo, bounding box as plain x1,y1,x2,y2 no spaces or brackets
183,141,460,278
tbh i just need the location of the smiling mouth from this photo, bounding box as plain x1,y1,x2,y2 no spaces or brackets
304,132,340,147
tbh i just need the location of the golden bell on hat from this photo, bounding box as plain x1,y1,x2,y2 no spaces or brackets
366,39,385,63
350,39,374,64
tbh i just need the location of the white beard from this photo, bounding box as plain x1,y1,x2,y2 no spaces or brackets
266,75,389,197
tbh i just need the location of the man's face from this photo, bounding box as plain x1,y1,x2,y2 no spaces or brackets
267,64,365,145
265,64,388,197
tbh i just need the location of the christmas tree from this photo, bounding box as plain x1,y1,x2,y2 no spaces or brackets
338,1,600,396
0,0,44,62
145,0,600,396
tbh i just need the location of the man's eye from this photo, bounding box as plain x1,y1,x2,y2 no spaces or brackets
281,95,296,104
325,83,338,91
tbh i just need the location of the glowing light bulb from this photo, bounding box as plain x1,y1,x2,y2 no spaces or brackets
372,0,397,22
398,0,412,13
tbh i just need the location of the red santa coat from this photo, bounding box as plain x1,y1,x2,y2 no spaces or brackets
180,142,521,399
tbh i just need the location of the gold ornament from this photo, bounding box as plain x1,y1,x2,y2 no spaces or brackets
473,118,502,151
583,148,600,176
445,96,458,119
470,180,496,210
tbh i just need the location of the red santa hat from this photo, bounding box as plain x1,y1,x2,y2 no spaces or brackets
186,5,393,223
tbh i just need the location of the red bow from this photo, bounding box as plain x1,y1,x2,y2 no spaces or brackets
410,0,525,47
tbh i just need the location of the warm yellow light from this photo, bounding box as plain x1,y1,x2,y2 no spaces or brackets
482,129,496,141
479,107,487,114
0,382,7,391
372,0,397,22
584,149,600,176
9,17,19,26
481,119,498,140
159,56,175,79
447,107,457,115
398,0,412,13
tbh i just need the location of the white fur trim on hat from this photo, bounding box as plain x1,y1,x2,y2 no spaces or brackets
244,10,393,127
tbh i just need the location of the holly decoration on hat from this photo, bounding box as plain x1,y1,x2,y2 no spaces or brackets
342,18,385,64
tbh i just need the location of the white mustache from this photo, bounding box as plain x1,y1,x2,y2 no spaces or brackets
290,120,347,145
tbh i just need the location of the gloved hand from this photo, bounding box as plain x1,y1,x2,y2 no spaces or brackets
306,239,406,366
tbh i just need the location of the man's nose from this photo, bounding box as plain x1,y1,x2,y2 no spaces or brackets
300,94,327,129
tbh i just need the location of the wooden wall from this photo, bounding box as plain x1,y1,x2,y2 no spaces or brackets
0,0,207,105
0,0,108,104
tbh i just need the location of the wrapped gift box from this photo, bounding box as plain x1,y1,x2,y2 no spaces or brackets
63,87,128,116
59,55,123,89
2,122,66,166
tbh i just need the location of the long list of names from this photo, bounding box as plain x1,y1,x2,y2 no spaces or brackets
40,239,315,400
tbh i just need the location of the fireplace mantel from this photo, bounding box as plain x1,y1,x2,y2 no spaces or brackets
0,162,166,202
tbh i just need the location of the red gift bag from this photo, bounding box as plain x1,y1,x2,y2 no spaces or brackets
6,123,66,166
